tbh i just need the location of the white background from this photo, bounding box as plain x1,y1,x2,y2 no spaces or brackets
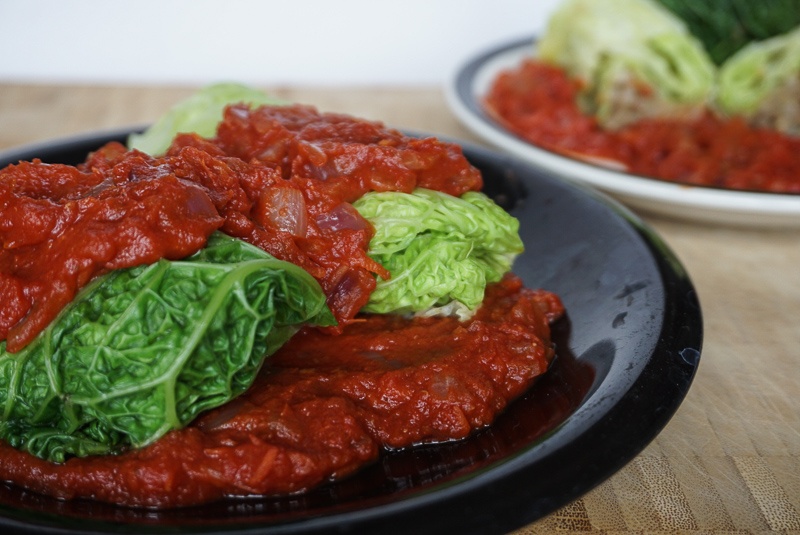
0,0,561,87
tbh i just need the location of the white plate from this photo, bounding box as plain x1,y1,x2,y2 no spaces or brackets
444,36,800,228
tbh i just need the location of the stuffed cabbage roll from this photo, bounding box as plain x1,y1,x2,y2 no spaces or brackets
537,0,716,129
717,26,800,136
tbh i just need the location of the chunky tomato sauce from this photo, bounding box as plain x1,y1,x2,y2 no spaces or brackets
0,104,563,508
486,59,800,193
0,275,562,508
0,104,482,351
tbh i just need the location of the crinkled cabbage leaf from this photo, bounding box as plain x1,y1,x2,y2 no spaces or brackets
0,233,334,462
717,26,800,136
128,82,283,155
354,188,523,319
537,0,716,129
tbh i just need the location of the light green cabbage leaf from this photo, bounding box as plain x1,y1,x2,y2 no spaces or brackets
537,0,716,129
354,188,523,319
0,233,334,462
127,82,283,155
716,26,800,136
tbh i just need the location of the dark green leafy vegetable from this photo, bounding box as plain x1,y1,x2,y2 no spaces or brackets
655,0,800,64
0,233,334,462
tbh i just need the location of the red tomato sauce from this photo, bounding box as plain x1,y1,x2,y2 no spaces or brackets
0,153,224,352
485,59,800,193
0,274,563,508
0,104,563,508
0,104,482,351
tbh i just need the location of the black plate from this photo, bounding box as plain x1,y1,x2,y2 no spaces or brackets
0,129,702,535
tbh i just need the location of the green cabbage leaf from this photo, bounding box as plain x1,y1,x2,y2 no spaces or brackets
716,26,800,136
0,233,334,462
127,82,283,155
354,188,523,319
537,0,716,129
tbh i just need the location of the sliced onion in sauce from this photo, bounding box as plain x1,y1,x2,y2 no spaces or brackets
256,187,308,237
316,203,369,232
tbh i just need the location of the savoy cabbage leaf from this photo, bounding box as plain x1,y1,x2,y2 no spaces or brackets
354,188,523,319
0,233,334,462
127,82,283,155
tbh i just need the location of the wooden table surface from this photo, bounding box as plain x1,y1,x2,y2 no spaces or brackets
1,83,798,534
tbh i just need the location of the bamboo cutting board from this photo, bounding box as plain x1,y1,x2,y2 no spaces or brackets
0,83,798,534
